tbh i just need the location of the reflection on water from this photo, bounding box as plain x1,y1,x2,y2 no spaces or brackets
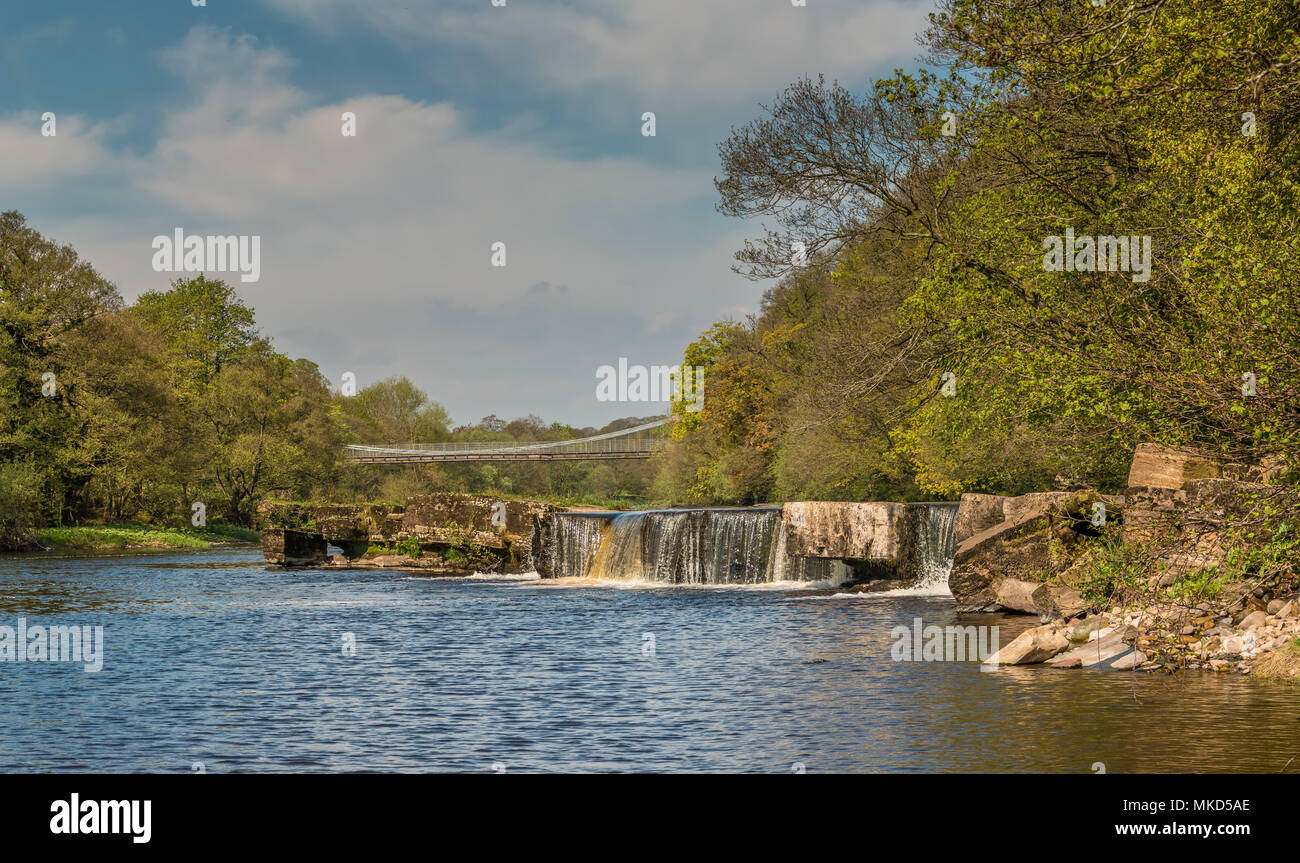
2,548,1298,773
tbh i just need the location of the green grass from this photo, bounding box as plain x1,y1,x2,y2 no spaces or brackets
36,522,260,550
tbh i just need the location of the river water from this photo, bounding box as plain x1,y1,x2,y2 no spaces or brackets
2,547,1298,773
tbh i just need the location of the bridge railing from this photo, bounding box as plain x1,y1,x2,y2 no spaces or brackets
343,418,671,459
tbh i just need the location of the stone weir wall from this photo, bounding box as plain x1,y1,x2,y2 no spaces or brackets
264,496,948,585
531,501,957,586
259,494,556,573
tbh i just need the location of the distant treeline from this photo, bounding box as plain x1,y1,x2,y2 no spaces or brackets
654,0,1299,505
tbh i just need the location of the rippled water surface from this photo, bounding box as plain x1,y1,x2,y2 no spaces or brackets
3,547,1298,773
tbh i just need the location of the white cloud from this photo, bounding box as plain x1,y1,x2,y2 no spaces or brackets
9,4,934,423
0,113,118,188
263,0,931,106
20,27,758,423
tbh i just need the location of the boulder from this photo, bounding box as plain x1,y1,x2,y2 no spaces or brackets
1240,610,1268,630
995,578,1042,614
984,624,1070,666
845,578,910,593
1048,626,1135,668
1033,583,1090,619
1107,649,1148,671
953,493,1008,545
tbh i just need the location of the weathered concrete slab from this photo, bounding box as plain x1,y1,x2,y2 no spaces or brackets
1126,442,1237,490
261,528,327,566
781,501,909,561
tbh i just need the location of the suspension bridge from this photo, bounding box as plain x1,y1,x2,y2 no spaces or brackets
344,418,672,464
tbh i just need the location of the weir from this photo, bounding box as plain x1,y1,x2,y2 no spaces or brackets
535,502,960,588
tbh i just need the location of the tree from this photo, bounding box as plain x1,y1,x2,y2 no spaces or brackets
132,275,257,400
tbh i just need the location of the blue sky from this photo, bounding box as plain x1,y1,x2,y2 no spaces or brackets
1,0,933,427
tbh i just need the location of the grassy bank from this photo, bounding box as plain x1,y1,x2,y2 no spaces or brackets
35,522,260,551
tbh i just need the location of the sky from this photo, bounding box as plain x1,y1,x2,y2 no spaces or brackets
1,0,933,428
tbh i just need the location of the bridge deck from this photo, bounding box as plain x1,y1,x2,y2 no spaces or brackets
344,418,669,464
347,450,656,464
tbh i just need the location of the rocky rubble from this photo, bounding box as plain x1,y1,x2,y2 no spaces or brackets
986,588,1300,677
960,443,1298,679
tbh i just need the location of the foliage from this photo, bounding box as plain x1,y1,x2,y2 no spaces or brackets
658,0,1300,504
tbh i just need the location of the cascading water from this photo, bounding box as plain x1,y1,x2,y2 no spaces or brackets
539,502,960,589
537,513,608,579
587,508,788,584
909,503,960,593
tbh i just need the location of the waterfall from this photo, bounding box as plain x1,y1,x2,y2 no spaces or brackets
910,503,960,593
538,513,609,578
539,503,959,589
587,508,789,584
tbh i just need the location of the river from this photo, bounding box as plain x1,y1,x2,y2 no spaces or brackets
2,547,1298,772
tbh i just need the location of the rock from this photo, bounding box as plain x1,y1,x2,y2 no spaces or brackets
845,578,910,593
952,493,1008,545
1125,443,1237,490
1268,599,1286,615
1069,616,1105,643
1034,583,1089,618
1108,649,1148,670
996,578,1042,614
985,624,1070,666
367,553,417,567
1278,601,1297,619
1049,627,1132,668
1240,610,1267,630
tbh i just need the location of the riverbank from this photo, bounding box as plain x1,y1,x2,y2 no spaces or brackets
33,522,260,551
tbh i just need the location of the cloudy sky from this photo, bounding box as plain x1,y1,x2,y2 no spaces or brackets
2,0,931,428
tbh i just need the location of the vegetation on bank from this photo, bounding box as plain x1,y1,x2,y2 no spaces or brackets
33,522,260,551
